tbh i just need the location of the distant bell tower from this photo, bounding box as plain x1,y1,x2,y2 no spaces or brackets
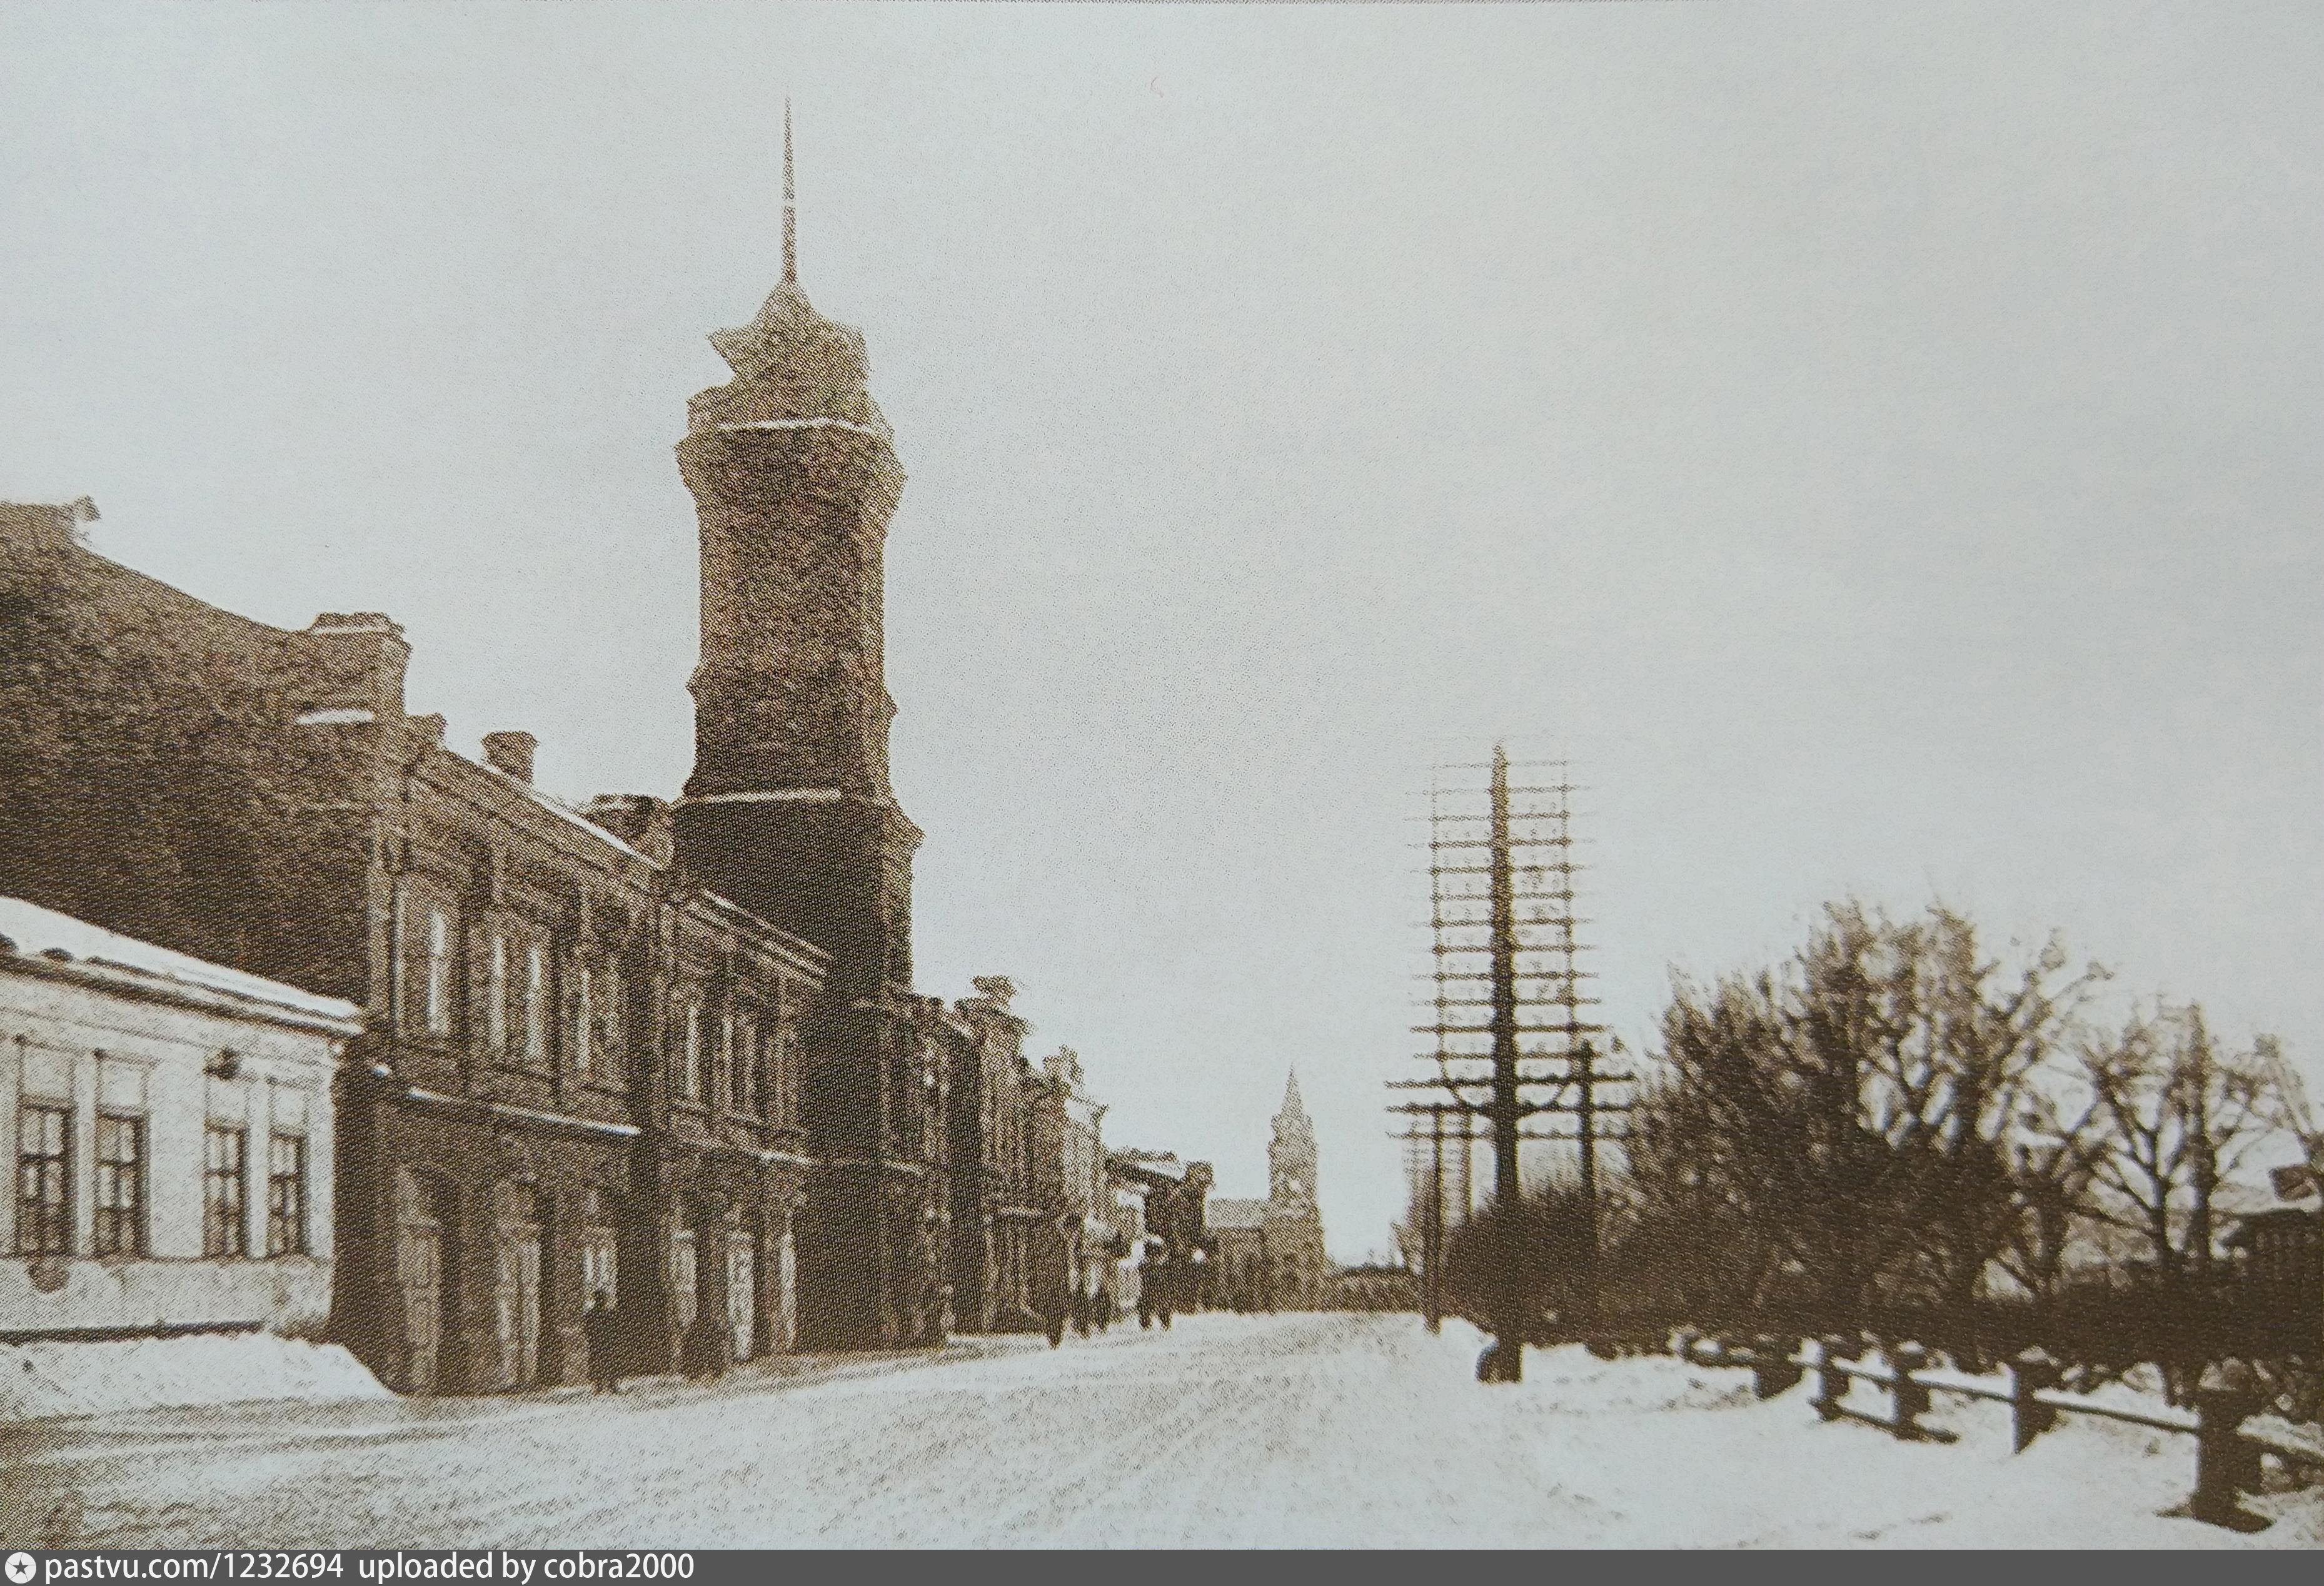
1269,1068,1318,1212
672,106,925,1350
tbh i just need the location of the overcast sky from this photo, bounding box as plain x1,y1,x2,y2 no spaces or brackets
6,3,2320,1260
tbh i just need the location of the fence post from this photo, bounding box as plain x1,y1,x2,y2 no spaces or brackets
2008,1346,2058,1453
1751,1332,1801,1399
2192,1361,2260,1527
1811,1334,1853,1422
1889,1341,1929,1440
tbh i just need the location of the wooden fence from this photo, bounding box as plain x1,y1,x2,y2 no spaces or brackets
1668,1328,2324,1529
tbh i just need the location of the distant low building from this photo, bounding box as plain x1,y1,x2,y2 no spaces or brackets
1331,1264,1419,1312
1,898,363,1340
1208,1196,1272,1311
1207,1071,1332,1312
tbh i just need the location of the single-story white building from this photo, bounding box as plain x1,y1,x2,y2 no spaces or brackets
1,897,365,1339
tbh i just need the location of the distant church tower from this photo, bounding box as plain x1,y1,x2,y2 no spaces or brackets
1270,1069,1317,1212
672,108,928,1350
1264,1069,1331,1308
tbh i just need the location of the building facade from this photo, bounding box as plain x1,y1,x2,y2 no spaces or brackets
324,723,832,1393
2,897,363,1338
0,500,833,1389
945,977,1047,1333
1042,1048,1119,1320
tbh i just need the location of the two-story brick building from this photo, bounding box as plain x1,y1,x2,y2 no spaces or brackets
0,498,833,1389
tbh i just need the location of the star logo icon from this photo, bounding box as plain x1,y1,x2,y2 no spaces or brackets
6,1552,38,1584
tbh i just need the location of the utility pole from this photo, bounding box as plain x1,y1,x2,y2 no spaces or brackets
1427,1103,1446,1331
1486,745,1526,1377
1388,740,1632,1385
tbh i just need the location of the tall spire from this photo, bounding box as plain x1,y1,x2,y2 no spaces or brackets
1282,1066,1306,1120
782,99,798,286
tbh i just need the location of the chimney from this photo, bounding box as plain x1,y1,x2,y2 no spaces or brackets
483,731,537,785
0,497,98,555
580,794,675,867
300,612,410,721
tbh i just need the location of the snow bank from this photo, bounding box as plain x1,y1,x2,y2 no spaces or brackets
1514,1342,1763,1414
1,1331,390,1422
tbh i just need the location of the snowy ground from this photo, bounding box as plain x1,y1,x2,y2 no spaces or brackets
4,1313,2317,1548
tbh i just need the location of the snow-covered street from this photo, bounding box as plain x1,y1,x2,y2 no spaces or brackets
7,1313,2318,1548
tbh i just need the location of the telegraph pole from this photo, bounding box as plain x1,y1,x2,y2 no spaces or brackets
1388,740,1632,1385
1427,1104,1446,1331
1486,745,1526,1378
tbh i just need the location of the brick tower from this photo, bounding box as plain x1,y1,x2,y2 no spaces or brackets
672,108,927,1350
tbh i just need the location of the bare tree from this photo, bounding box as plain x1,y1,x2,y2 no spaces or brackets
2080,1002,2280,1285
1652,901,2101,1334
1993,1083,2109,1315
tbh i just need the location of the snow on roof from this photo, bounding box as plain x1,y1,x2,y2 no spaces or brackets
1207,1198,1270,1231
473,759,658,867
0,897,365,1031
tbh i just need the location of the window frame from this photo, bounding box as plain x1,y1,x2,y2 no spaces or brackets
681,998,704,1105
486,931,509,1056
14,1101,74,1258
267,1132,309,1257
571,958,594,1079
204,1122,249,1258
596,961,624,1086
425,904,453,1038
718,1009,735,1112
524,937,548,1065
774,1021,801,1128
92,1110,147,1259
735,1010,760,1116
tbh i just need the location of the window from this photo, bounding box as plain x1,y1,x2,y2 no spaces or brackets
775,1023,800,1126
718,1011,735,1110
486,933,508,1054
598,964,624,1082
204,1124,248,1257
582,1188,618,1305
93,1114,145,1257
670,1202,698,1336
425,906,453,1037
268,1133,309,1256
14,1103,71,1256
525,941,548,1063
736,1014,760,1115
682,1001,703,1103
572,961,593,1078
